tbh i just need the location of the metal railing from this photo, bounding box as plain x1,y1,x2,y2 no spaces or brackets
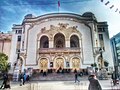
37,47,81,54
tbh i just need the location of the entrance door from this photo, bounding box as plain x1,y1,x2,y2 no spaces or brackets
72,58,80,71
55,58,64,70
40,58,48,72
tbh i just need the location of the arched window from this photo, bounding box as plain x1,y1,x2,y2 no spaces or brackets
70,35,79,48
40,36,49,48
54,33,65,48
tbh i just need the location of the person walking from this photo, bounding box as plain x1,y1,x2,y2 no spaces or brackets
111,71,118,85
19,72,23,86
23,73,26,85
4,77,11,89
0,72,8,89
75,73,80,83
88,74,102,90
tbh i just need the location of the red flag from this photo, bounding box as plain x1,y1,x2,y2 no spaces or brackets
58,1,60,7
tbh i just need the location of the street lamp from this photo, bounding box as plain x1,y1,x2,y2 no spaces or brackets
99,48,103,69
13,49,20,70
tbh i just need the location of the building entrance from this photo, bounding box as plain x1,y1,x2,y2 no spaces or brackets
55,58,64,72
40,58,48,72
72,57,80,71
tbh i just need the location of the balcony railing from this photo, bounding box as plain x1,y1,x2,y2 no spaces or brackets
37,47,81,54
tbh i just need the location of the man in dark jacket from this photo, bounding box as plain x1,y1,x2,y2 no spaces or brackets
75,73,80,83
111,71,118,85
88,74,102,90
0,73,8,89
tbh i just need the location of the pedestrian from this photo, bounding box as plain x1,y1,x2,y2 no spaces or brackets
23,73,26,85
26,75,30,82
0,72,8,89
88,74,102,90
111,71,118,85
75,73,80,83
19,72,23,86
4,77,11,89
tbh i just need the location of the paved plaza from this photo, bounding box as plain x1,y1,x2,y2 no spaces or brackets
0,73,120,90
0,79,119,90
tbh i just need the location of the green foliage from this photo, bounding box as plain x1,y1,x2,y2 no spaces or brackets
0,53,9,72
104,61,109,67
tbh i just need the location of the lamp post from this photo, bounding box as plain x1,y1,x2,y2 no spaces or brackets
13,49,20,70
99,48,103,69
17,49,20,60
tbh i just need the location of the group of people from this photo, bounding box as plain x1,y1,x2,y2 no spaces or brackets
0,73,11,89
19,72,30,86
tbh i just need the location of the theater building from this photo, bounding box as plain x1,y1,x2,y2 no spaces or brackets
10,12,114,73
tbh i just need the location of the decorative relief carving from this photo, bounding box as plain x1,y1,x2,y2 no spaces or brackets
58,23,69,30
49,33,53,40
72,26,78,30
37,23,80,41
50,25,56,30
41,27,46,33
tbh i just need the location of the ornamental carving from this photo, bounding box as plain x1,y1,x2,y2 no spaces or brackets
58,23,69,29
41,27,46,33
37,23,81,41
50,25,56,30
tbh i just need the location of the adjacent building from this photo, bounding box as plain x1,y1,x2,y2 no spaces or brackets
111,32,120,74
0,32,12,62
10,12,114,73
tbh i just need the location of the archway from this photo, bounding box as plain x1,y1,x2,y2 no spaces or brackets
40,36,49,48
54,33,65,48
70,35,79,48
72,57,80,71
55,58,64,71
39,58,48,72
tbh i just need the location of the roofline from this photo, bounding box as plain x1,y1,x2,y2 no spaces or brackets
22,12,93,24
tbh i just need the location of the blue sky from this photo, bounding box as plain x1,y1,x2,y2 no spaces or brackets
0,0,120,38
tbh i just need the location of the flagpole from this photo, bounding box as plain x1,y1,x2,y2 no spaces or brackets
58,6,59,13
58,1,60,13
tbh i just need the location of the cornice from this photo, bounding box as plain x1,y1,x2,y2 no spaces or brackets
22,13,94,24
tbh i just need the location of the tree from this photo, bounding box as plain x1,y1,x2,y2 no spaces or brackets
0,53,9,72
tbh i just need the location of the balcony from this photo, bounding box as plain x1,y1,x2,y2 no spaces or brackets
37,47,81,54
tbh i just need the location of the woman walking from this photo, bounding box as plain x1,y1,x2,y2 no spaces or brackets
88,74,102,90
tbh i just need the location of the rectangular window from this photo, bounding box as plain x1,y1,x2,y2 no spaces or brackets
66,62,70,67
50,62,53,67
99,34,105,50
99,34,103,40
18,30,22,34
17,36,21,41
15,30,22,34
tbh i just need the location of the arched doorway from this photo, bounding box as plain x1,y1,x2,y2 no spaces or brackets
72,57,80,71
40,58,48,72
55,58,64,72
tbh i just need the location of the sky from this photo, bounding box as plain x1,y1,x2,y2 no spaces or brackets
0,0,120,38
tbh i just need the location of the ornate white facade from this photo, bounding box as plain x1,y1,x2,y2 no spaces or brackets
10,12,114,72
